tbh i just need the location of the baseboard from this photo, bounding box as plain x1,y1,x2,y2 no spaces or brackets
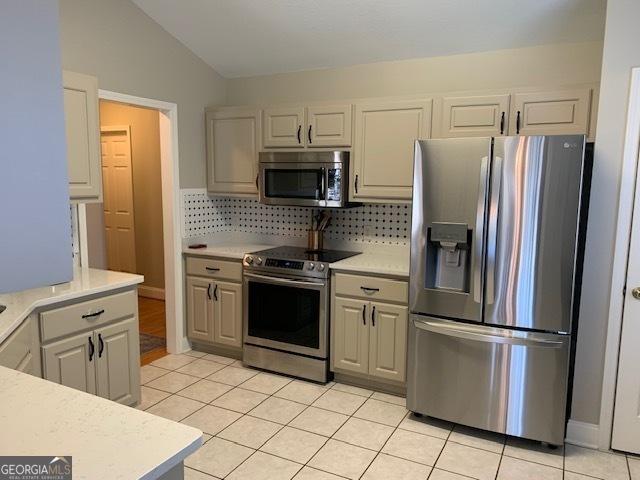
138,285,165,300
566,420,600,449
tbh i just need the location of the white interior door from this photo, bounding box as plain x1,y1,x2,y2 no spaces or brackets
101,126,136,273
612,146,640,454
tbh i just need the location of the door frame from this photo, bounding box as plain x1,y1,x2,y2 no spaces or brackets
78,89,186,354
598,67,640,450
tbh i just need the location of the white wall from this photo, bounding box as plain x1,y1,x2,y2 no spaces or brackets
227,42,602,104
58,0,227,188
0,0,72,293
572,0,640,426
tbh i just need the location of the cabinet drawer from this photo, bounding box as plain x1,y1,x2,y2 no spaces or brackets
185,256,242,282
0,319,32,370
40,290,137,342
334,273,408,304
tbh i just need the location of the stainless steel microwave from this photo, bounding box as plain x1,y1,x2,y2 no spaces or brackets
258,151,352,207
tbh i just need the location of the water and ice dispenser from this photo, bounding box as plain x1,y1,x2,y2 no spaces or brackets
424,222,471,293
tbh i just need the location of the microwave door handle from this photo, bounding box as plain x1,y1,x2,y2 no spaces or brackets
486,155,502,305
473,156,489,304
320,167,326,200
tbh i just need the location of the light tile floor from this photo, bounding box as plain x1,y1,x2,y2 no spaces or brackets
137,351,639,480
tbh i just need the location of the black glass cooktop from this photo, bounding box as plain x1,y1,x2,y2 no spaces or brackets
252,246,361,264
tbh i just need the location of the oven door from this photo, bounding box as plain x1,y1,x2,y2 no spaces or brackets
259,162,327,207
243,272,328,358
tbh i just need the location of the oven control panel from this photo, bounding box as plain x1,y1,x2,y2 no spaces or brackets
243,254,329,279
264,258,304,270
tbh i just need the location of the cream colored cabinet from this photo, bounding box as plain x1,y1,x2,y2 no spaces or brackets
352,99,432,201
95,317,140,405
186,276,215,343
333,297,369,375
206,107,260,195
262,106,306,147
63,70,102,202
42,331,97,395
510,88,591,135
213,281,242,347
306,105,352,147
368,302,408,382
0,316,40,376
434,94,510,138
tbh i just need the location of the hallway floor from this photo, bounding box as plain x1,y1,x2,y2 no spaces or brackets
138,296,167,365
138,351,640,480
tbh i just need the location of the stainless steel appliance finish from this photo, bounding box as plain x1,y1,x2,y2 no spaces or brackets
408,135,586,445
258,151,351,207
242,246,360,382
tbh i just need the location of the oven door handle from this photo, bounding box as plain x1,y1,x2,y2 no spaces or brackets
244,272,326,287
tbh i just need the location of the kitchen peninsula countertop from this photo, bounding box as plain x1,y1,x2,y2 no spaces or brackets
0,268,143,343
0,366,201,479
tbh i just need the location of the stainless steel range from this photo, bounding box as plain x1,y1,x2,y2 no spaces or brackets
242,246,360,382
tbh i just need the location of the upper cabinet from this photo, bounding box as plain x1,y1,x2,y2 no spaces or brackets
63,71,102,203
262,104,352,148
434,94,510,138
206,107,260,195
510,88,591,136
352,99,432,201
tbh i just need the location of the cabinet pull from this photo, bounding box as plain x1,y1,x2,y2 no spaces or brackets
82,309,104,319
499,111,505,135
207,284,212,300
88,336,95,362
213,284,218,301
371,306,376,326
354,174,359,194
297,125,302,144
516,110,521,134
360,286,380,293
255,174,259,191
98,333,104,358
308,125,312,144
362,304,367,325
206,266,220,272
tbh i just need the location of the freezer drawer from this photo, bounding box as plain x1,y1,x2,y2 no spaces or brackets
406,315,570,445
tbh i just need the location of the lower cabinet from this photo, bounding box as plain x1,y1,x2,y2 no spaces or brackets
333,290,408,383
42,330,97,395
186,275,242,348
0,316,40,376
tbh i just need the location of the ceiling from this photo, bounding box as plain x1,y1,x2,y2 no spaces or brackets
132,0,606,78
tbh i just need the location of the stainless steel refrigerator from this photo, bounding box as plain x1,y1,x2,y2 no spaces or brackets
407,135,587,445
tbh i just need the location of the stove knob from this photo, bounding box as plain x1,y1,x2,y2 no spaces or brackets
256,257,263,265
308,262,315,270
317,263,326,272
245,256,254,265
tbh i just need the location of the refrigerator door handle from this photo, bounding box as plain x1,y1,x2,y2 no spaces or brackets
473,156,489,304
413,318,565,348
486,155,502,305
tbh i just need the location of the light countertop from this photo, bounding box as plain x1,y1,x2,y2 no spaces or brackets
330,250,410,278
0,268,143,343
183,242,275,260
0,366,201,479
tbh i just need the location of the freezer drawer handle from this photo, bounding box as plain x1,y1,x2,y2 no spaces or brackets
413,319,565,348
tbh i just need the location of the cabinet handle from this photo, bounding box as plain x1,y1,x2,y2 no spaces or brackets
88,336,95,362
255,174,259,191
213,284,218,301
206,266,220,272
516,110,521,134
207,284,212,300
360,286,380,293
98,333,104,358
297,125,302,144
82,309,104,319
371,306,376,327
362,304,367,325
308,125,312,144
354,174,359,194
499,111,505,135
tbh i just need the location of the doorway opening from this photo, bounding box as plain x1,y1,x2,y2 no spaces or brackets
86,100,167,364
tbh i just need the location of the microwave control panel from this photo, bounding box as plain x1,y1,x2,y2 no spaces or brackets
326,168,342,201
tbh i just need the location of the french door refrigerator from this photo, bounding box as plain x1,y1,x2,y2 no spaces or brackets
407,135,587,445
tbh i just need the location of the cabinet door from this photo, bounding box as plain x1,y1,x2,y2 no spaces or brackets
307,105,352,147
511,89,591,135
262,106,305,147
186,276,215,343
95,316,140,405
435,94,510,138
42,331,96,395
369,302,408,382
63,71,102,202
213,281,243,348
332,297,369,375
206,108,260,195
353,99,432,200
